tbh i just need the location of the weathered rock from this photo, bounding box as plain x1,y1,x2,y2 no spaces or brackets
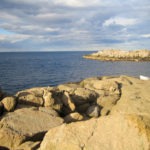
110,77,150,115
40,114,150,150
57,84,80,93
86,105,101,118
15,141,41,150
16,91,44,107
64,112,84,123
43,91,55,107
38,107,59,117
92,80,119,92
71,88,97,105
94,78,121,115
0,107,64,149
0,102,4,115
62,91,76,113
1,96,17,112
48,90,63,112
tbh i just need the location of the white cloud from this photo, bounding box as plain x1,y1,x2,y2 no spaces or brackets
54,0,100,7
141,34,150,38
0,34,31,43
103,17,138,27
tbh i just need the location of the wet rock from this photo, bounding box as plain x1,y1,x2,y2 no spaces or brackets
1,96,17,112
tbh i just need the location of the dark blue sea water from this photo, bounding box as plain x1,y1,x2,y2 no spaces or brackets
0,51,150,93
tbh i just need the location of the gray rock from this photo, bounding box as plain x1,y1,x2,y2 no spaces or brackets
86,105,100,118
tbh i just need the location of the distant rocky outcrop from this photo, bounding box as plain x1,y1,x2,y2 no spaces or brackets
0,75,150,150
83,49,150,61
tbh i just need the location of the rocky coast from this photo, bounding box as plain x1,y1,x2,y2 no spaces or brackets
83,49,150,61
0,75,150,150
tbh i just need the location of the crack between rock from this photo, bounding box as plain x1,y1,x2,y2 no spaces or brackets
85,119,98,147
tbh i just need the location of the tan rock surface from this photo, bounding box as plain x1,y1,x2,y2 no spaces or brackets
0,107,64,149
110,76,150,115
1,96,17,112
0,75,150,150
40,114,150,150
64,112,84,123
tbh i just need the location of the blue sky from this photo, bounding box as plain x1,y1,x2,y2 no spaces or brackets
0,0,149,51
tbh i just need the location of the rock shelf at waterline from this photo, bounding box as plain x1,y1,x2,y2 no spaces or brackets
83,49,150,61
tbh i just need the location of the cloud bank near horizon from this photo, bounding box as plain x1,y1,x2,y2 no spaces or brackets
0,0,149,51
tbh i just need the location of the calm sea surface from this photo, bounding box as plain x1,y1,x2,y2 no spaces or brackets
0,51,150,93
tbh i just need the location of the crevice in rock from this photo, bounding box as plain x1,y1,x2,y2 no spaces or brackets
25,131,46,142
87,119,98,142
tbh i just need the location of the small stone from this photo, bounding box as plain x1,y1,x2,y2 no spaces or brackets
64,112,84,123
1,96,17,112
86,105,100,118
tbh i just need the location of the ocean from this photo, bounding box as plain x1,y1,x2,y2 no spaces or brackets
0,51,150,94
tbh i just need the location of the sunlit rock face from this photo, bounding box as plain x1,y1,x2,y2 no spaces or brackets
0,75,150,150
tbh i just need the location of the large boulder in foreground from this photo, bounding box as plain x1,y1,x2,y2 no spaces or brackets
39,114,150,150
0,107,63,149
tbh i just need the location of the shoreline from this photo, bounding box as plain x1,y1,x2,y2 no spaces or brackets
0,75,150,149
83,49,150,62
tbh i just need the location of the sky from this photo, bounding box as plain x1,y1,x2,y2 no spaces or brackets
0,0,149,52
